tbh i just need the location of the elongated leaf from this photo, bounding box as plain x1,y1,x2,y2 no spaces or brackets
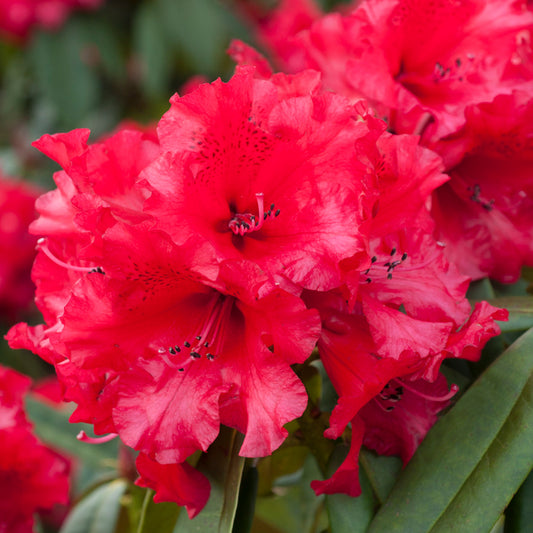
505,468,533,532
430,373,533,532
367,327,533,533
60,479,128,533
487,297,533,333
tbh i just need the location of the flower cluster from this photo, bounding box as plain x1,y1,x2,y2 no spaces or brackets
0,365,70,533
0,0,103,41
236,0,533,283
8,59,506,517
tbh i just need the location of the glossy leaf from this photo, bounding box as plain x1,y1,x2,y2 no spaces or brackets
367,327,533,533
60,479,128,533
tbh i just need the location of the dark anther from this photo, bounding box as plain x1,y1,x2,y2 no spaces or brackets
206,353,214,360
169,347,177,355
191,351,201,359
390,248,396,256
203,341,209,348
270,203,275,210
184,341,191,348
366,278,372,283
371,256,377,263
275,209,280,217
385,406,394,412
387,273,393,280
175,346,181,353
455,58,462,67
178,368,184,372
195,335,202,340
363,268,370,275
401,252,408,261
90,267,105,275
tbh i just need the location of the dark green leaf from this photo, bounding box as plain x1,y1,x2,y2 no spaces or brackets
368,327,533,533
505,468,533,532
60,479,128,533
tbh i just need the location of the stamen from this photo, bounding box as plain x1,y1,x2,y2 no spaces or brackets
393,378,458,402
37,238,104,274
228,193,279,236
77,431,118,444
158,294,233,366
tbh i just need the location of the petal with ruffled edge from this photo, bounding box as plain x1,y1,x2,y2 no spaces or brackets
135,453,210,519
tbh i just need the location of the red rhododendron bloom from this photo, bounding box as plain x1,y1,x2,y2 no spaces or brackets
143,66,370,293
250,0,533,141
431,89,533,281
0,172,40,320
301,109,505,495
7,94,332,515
0,0,103,41
0,365,70,533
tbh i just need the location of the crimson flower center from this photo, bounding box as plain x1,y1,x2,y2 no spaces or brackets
228,192,280,236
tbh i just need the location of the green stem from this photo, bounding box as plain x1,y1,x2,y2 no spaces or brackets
136,488,153,533
218,430,245,533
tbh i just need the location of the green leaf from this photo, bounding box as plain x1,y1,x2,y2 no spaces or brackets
505,468,533,532
60,479,128,533
126,485,180,533
173,428,245,533
359,447,403,505
25,396,119,491
367,327,533,533
132,2,173,100
232,465,259,533
29,18,100,129
487,296,533,333
254,454,327,533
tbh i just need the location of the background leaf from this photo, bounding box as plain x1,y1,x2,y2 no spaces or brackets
59,479,128,533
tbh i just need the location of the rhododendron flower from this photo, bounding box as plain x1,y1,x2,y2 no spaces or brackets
0,173,40,320
0,0,103,41
143,66,370,293
7,104,330,516
431,89,533,282
301,109,506,496
0,365,70,533
247,0,533,141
